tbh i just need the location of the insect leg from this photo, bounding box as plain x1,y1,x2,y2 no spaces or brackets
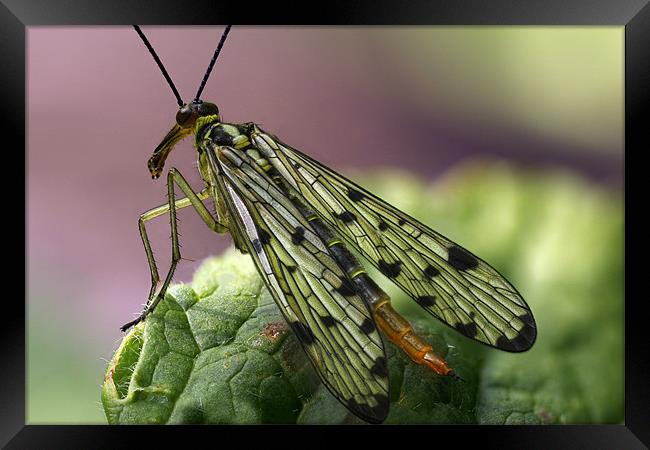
120,169,227,331
140,192,210,301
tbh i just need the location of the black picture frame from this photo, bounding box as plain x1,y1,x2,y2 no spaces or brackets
7,0,648,447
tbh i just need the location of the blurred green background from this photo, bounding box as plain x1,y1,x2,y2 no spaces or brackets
27,27,622,423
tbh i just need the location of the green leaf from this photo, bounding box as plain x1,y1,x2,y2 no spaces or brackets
102,161,622,424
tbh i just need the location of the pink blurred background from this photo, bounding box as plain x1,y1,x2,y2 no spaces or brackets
27,26,623,422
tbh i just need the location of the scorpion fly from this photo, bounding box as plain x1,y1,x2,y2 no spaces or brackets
122,26,537,424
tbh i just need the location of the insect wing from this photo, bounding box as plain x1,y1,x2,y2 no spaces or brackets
250,129,536,352
204,143,390,423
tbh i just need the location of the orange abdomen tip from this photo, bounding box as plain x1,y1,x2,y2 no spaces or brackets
372,301,462,380
422,351,452,376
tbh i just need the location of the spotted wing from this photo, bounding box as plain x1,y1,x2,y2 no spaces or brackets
250,129,536,352
205,143,390,423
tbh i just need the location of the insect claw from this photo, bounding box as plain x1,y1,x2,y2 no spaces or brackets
119,320,136,332
120,313,146,332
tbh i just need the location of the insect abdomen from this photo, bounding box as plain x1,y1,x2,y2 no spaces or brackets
288,196,454,376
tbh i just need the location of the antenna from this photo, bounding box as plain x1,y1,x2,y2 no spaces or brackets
133,25,184,107
193,25,233,103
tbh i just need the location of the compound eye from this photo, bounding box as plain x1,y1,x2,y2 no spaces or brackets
176,106,194,127
198,102,219,117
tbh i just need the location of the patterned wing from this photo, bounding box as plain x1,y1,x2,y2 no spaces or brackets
204,143,390,423
249,128,536,352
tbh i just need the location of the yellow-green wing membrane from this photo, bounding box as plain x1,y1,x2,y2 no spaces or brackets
206,143,390,423
250,128,536,352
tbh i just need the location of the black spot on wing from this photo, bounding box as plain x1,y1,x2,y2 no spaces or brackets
495,335,515,351
337,211,357,224
398,218,406,226
494,315,536,352
416,295,436,307
257,228,271,245
448,246,479,271
496,328,535,352
347,188,365,202
360,318,375,335
287,265,297,273
347,398,361,413
454,321,478,338
320,315,337,328
517,318,537,344
378,220,389,232
290,321,316,345
371,394,390,419
291,226,305,245
518,312,535,327
424,264,440,278
378,260,402,278
370,357,388,378
374,394,389,409
252,239,262,254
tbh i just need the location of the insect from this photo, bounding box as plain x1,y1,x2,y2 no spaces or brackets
122,26,537,424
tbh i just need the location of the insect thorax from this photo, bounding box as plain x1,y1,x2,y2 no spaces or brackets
197,120,272,172
195,119,275,251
